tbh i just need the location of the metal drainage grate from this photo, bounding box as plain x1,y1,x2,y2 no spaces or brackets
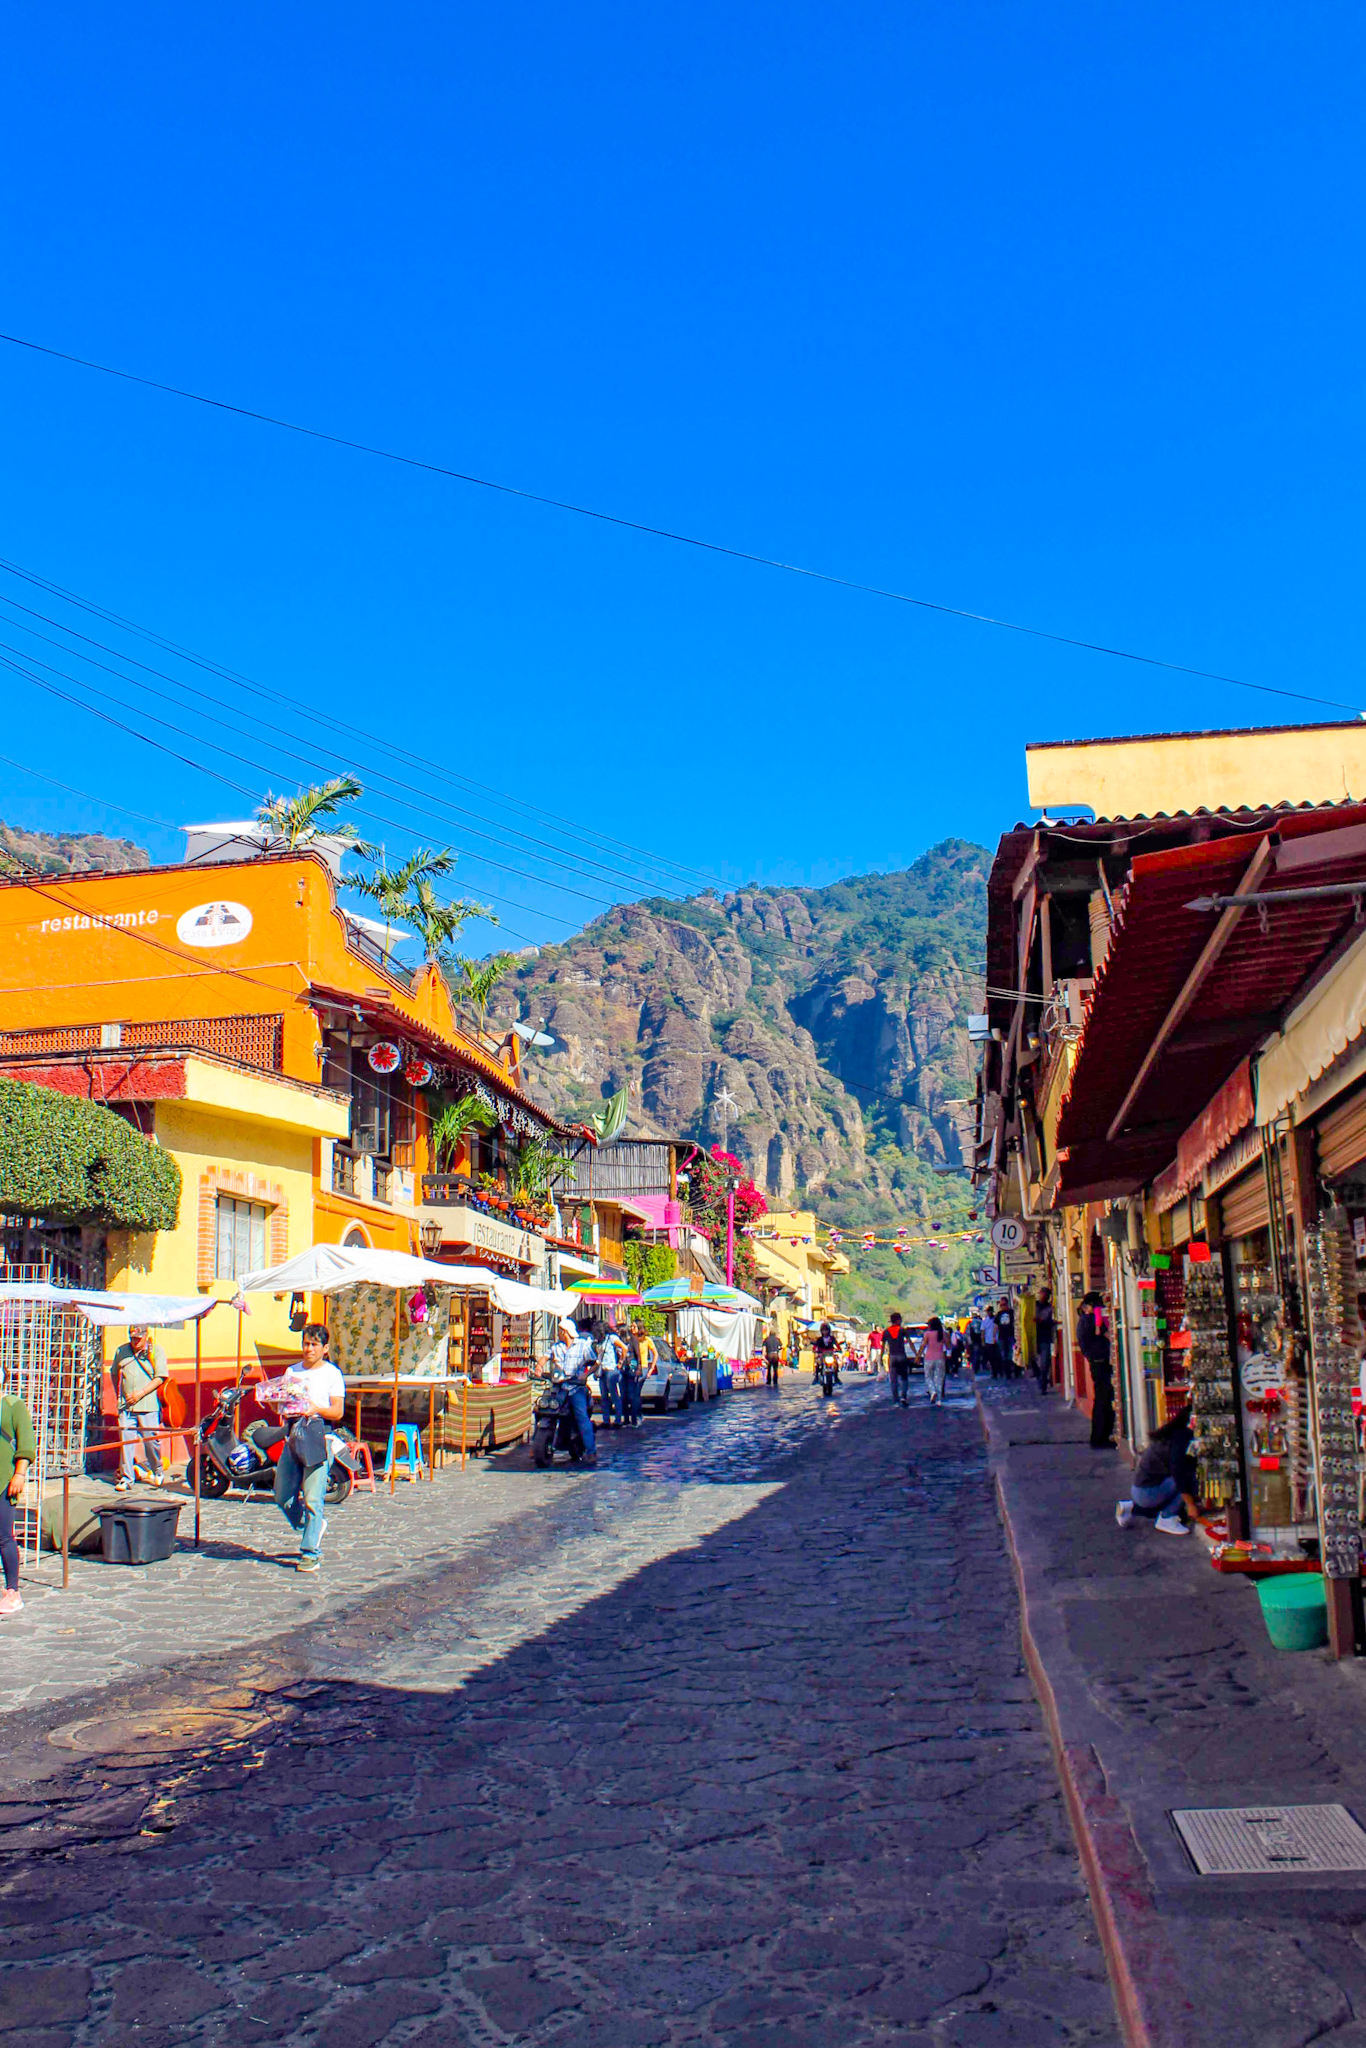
1172,1804,1366,1875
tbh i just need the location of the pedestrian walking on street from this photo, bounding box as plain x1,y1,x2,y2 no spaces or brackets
763,1322,783,1386
995,1296,1017,1378
111,1325,169,1491
1034,1287,1056,1394
0,1364,36,1617
263,1323,346,1572
623,1322,650,1427
920,1317,949,1405
981,1305,1000,1377
867,1323,883,1374
595,1320,625,1428
968,1312,983,1370
1077,1294,1116,1449
885,1313,912,1406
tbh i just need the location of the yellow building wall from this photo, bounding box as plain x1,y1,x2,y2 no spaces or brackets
1026,723,1366,821
107,1094,317,1373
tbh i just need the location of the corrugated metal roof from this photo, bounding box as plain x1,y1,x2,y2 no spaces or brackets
1054,805,1366,1197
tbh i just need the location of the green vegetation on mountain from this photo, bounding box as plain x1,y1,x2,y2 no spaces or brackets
513,839,990,1319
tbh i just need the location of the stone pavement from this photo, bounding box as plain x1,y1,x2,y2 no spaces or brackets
0,1371,1121,2047
5,1383,900,1716
982,1373,1366,2048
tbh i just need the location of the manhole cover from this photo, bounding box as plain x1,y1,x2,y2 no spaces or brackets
49,1708,266,1755
1172,1804,1366,1875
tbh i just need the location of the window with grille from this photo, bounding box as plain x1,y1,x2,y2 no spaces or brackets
214,1196,270,1279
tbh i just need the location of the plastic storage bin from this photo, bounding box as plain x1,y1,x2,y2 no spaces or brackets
1257,1573,1328,1652
96,1500,183,1565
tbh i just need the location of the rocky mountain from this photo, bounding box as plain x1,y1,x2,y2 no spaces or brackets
0,822,150,876
512,841,990,1314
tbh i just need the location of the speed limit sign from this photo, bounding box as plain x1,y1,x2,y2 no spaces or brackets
990,1217,1028,1252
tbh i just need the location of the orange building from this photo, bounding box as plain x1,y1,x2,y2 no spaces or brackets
0,846,576,1374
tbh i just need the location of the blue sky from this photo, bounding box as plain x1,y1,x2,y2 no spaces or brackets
2,3,1363,953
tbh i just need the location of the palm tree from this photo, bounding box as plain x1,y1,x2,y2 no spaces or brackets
449,952,511,1038
256,776,374,856
430,1092,497,1171
353,848,490,962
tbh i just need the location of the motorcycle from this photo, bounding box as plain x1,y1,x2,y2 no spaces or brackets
816,1352,839,1398
532,1373,590,1468
195,1380,357,1506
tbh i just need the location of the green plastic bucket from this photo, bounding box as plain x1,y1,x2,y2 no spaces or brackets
1257,1574,1328,1652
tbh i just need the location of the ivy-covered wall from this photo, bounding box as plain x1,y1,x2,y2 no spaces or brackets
0,1078,181,1232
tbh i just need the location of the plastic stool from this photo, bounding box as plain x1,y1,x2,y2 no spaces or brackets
347,1439,377,1495
383,1423,426,1482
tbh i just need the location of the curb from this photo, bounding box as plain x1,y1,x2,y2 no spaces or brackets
979,1389,1192,2048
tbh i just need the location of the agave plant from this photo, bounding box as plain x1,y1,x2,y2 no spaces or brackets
256,776,374,856
430,1092,497,1169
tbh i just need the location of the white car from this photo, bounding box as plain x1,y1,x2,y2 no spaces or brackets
589,1356,692,1414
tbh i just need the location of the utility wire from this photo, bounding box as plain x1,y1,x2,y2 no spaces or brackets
0,588,695,904
0,553,714,893
0,637,619,915
2,331,1361,720
0,654,548,948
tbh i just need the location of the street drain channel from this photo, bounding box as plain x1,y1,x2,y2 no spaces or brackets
1172,1804,1366,1875
49,1708,268,1756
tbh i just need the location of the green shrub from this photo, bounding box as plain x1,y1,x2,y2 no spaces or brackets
0,1077,182,1231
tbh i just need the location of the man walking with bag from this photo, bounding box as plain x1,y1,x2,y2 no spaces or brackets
262,1323,345,1573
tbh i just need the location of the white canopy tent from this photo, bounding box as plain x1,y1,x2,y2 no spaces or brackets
238,1244,578,1319
238,1243,580,1489
0,1283,222,1327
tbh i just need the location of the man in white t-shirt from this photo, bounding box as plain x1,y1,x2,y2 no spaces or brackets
261,1324,345,1573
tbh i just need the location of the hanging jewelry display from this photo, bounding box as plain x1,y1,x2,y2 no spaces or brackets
1184,1254,1240,1511
1232,1241,1292,1539
1305,1212,1361,1579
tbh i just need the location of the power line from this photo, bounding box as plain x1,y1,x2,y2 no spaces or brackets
0,655,548,949
2,332,1362,720
0,587,693,905
0,630,623,913
0,639,618,920
0,554,715,893
0,751,177,832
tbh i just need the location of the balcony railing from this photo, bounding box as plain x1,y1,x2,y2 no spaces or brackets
332,1147,358,1196
421,1172,547,1235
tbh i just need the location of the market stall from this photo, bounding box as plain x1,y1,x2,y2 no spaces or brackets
240,1245,576,1485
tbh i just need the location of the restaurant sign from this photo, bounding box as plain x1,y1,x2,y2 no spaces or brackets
421,1202,544,1269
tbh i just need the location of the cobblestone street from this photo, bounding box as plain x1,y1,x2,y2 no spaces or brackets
0,1374,1120,2047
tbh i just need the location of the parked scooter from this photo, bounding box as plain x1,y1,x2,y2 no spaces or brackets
532,1374,589,1467
196,1380,357,1506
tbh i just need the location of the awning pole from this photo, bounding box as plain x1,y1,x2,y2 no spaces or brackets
390,1290,400,1494
193,1318,202,1549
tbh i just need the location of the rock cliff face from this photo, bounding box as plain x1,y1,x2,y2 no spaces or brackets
512,839,988,1221
0,823,150,876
